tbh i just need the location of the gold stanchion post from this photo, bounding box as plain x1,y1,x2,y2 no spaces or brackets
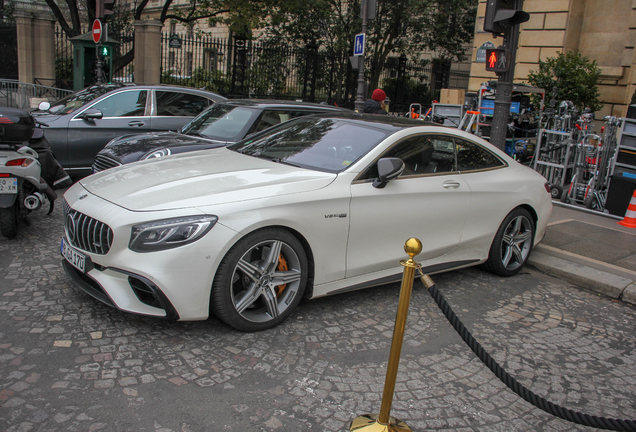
349,238,423,432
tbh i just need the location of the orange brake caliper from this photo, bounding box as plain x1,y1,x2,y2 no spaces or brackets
276,255,288,297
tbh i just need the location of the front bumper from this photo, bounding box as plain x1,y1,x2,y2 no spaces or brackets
61,184,241,321
62,257,180,320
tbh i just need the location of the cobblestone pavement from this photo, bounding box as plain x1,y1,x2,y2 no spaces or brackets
1,202,635,432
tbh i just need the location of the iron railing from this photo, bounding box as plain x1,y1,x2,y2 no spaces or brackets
52,26,470,112
0,79,74,109
159,33,470,111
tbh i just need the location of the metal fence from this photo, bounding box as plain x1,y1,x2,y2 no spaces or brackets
52,26,469,111
53,26,75,90
0,79,74,109
160,33,470,111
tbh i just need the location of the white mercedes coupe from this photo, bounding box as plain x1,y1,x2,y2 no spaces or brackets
61,113,552,331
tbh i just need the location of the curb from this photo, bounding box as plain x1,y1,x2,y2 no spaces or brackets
528,251,636,306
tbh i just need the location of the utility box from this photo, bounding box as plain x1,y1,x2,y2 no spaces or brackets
440,89,465,106
70,32,119,91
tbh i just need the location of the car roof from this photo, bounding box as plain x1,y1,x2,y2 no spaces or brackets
304,112,447,131
82,83,226,99
215,99,349,111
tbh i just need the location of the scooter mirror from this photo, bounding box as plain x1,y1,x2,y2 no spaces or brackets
38,101,50,111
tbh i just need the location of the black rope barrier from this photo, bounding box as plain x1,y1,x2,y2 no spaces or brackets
422,278,636,431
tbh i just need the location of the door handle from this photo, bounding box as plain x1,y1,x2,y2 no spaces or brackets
442,181,461,189
128,121,145,127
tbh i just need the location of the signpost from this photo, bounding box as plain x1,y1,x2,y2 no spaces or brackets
354,33,365,56
92,19,105,84
476,41,495,63
354,0,375,112
92,19,102,44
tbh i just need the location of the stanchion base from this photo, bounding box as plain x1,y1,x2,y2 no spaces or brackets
349,413,412,431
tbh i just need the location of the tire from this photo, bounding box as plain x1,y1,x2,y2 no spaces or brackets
560,189,570,203
549,184,563,199
0,204,18,239
211,228,308,332
483,208,535,277
585,195,601,211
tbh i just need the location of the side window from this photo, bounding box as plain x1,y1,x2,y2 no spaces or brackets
456,138,505,171
90,90,148,117
360,134,457,180
155,91,211,117
252,110,306,133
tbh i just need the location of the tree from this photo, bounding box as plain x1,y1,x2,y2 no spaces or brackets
263,0,477,92
527,50,603,112
43,0,272,75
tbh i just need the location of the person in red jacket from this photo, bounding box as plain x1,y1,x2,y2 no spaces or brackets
363,89,388,115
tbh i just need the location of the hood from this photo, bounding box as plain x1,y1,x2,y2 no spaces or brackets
81,147,337,211
99,132,227,162
30,112,64,122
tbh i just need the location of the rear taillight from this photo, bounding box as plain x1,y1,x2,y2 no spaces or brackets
544,182,551,193
5,158,33,167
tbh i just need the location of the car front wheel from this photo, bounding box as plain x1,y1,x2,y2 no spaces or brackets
211,228,308,332
483,208,535,277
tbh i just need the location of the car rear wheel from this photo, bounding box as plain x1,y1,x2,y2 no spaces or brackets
211,228,308,332
483,208,535,277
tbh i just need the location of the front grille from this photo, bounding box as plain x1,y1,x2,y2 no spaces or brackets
92,155,122,173
63,199,114,254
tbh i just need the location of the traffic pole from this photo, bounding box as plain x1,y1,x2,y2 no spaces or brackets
354,0,368,112
488,0,524,152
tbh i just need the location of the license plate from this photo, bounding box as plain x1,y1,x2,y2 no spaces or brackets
61,238,86,273
0,177,17,194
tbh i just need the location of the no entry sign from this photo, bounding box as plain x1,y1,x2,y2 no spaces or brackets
92,19,102,44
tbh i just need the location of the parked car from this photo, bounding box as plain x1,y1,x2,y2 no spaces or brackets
61,113,552,332
32,84,225,176
91,100,349,173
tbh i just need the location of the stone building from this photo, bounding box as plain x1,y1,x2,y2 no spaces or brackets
469,0,636,117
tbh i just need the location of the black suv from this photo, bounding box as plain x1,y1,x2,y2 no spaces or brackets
92,100,349,173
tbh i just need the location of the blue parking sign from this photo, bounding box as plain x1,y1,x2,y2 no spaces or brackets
354,33,365,56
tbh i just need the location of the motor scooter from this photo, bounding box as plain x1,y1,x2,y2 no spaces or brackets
0,107,70,239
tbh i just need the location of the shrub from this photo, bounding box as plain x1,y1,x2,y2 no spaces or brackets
527,50,603,112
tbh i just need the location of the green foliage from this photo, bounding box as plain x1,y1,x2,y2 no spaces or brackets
263,0,478,91
55,56,73,81
161,67,231,94
1,0,16,23
383,76,433,110
527,50,603,112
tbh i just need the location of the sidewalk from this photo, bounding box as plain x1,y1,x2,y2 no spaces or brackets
528,201,636,306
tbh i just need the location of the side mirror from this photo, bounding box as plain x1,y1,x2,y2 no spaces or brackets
82,108,103,120
373,157,405,189
38,101,51,111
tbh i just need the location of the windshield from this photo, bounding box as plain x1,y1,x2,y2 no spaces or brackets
46,85,123,115
181,105,257,142
227,117,389,173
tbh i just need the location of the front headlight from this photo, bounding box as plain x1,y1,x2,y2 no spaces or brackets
129,215,218,252
142,148,171,160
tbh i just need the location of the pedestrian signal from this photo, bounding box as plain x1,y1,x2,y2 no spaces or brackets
100,46,110,57
485,48,509,73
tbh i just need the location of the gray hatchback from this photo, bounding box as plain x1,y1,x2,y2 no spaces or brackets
33,84,225,176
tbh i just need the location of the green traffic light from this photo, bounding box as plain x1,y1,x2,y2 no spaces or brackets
101,46,110,56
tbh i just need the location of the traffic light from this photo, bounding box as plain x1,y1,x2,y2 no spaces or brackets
485,48,509,73
100,46,110,57
483,0,529,35
96,0,114,19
